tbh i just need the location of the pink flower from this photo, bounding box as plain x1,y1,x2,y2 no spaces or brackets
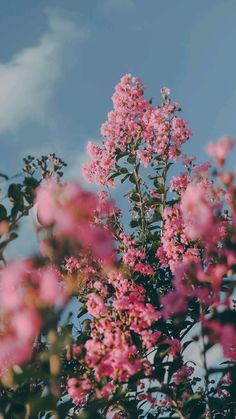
86,293,107,318
170,172,191,194
180,183,213,239
206,137,234,166
134,262,154,275
78,224,114,262
0,259,32,311
160,86,171,99
35,179,58,226
206,321,236,360
161,290,188,319
136,149,151,167
12,309,41,342
182,155,196,167
193,161,211,176
220,324,236,360
140,330,161,349
173,365,194,385
67,377,90,405
164,338,182,357
99,382,115,400
38,266,67,306
36,181,114,261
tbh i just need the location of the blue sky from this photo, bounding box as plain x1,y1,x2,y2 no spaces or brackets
1,0,236,256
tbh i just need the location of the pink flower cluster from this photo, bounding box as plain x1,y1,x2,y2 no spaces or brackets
67,270,161,401
160,179,236,357
120,232,154,275
83,74,192,186
0,261,66,374
64,255,98,290
206,136,234,167
158,162,227,273
157,204,199,272
172,365,194,385
67,377,90,407
205,321,236,360
170,172,191,195
180,182,223,241
36,180,114,261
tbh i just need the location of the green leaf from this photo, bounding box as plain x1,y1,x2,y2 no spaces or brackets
24,186,35,204
121,173,130,183
154,176,165,193
150,207,163,222
129,193,140,202
9,232,18,241
115,151,129,161
23,176,39,188
154,365,165,382
0,204,7,220
57,399,74,419
129,219,140,228
127,155,136,164
15,196,25,212
11,205,19,218
108,172,122,181
8,183,22,200
145,197,161,207
8,183,24,213
129,173,136,184
166,162,173,172
166,199,180,207
77,306,87,319
120,167,129,174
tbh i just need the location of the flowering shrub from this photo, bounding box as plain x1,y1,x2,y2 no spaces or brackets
0,75,236,418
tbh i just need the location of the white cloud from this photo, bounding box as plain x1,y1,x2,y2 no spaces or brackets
0,13,87,134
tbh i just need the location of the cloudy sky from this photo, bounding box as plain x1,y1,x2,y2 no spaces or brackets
1,0,236,255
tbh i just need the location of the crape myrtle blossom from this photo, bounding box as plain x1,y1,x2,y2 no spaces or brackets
156,203,202,273
36,179,114,262
158,159,227,273
206,136,235,167
181,154,196,167
180,180,227,244
82,74,191,187
0,261,66,374
77,76,236,417
118,232,154,275
155,135,236,376
68,270,161,400
172,365,194,385
180,183,215,240
160,187,236,360
63,254,100,296
67,377,90,407
170,172,191,195
1,75,236,418
202,320,236,361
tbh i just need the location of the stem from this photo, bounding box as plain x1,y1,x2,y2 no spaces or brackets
160,158,169,238
172,403,187,419
133,164,147,250
180,321,195,341
106,185,124,243
200,305,211,417
201,323,209,389
198,250,212,415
